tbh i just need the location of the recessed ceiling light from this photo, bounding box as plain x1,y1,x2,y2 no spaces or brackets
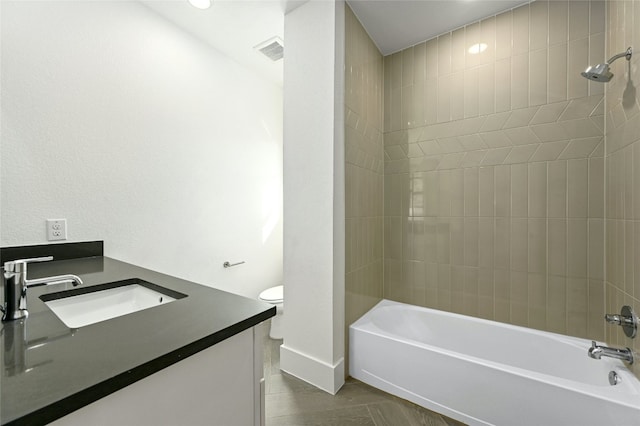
188,0,211,10
468,43,488,55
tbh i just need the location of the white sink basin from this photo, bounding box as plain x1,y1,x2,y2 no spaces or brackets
42,281,185,328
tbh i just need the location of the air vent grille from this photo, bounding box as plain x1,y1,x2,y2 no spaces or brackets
254,37,284,62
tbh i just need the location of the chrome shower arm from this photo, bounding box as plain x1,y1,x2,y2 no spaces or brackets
606,47,632,65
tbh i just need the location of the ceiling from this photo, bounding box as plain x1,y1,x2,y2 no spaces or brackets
348,0,530,55
143,0,286,86
143,0,530,85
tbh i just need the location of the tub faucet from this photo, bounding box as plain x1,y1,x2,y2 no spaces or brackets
1,257,83,322
588,341,634,364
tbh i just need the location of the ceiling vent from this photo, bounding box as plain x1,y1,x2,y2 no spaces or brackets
254,37,284,62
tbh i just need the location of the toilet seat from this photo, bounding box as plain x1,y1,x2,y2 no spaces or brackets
259,285,283,304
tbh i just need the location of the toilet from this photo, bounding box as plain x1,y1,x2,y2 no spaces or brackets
258,285,283,339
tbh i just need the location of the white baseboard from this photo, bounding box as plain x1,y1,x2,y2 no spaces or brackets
279,344,345,395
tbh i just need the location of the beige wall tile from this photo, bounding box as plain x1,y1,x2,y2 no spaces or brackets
588,280,605,341
568,159,588,218
548,160,567,217
495,164,512,217
528,162,547,217
528,273,547,330
464,167,479,217
495,58,512,112
548,43,568,103
511,218,529,272
625,220,634,295
401,85,415,128
463,268,479,316
425,38,438,78
530,1,549,51
511,54,529,110
494,269,511,322
402,46,414,87
548,218,567,276
425,79,438,125
589,157,604,218
451,28,465,73
528,218,547,273
530,49,548,106
478,63,496,116
569,0,590,41
588,219,604,280
530,141,568,162
465,218,479,267
547,275,567,334
478,217,494,268
567,37,589,100
480,16,496,65
635,145,640,220
465,22,481,68
437,74,452,123
568,219,588,278
567,277,588,337
451,71,465,121
510,270,529,326
495,9,513,60
511,163,529,217
549,1,568,46
512,4,530,55
450,168,465,216
464,67,480,118
390,87,402,131
495,217,511,269
437,218,451,264
635,1,640,58
479,166,495,217
391,51,402,90
590,1,606,35
438,33,452,76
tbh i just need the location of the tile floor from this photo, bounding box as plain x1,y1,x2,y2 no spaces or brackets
263,331,465,426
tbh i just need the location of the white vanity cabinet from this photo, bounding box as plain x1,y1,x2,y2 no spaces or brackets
51,326,265,426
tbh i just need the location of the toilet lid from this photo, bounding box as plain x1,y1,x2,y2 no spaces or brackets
259,285,283,302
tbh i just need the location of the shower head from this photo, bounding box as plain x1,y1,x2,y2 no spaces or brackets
581,47,632,83
581,63,614,82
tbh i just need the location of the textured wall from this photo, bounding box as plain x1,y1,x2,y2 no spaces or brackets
605,0,640,378
0,2,283,299
383,1,607,339
344,4,384,366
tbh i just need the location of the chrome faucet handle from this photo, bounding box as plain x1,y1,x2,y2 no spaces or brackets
605,306,638,339
4,256,53,272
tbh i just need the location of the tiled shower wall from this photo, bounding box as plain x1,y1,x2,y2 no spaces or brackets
383,1,607,339
345,5,384,354
605,0,640,378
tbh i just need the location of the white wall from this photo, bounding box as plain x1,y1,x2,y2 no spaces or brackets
281,0,345,394
0,1,283,299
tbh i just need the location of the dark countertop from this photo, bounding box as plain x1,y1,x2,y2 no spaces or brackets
1,256,276,425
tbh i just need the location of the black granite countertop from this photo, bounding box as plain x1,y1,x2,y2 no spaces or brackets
0,254,276,425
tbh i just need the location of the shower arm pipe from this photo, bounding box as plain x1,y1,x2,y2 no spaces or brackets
606,47,632,65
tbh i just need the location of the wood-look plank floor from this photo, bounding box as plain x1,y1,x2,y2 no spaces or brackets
263,328,466,426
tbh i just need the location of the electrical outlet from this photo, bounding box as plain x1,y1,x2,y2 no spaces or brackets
47,219,67,241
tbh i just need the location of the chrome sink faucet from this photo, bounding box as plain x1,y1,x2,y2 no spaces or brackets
1,256,83,321
588,341,634,364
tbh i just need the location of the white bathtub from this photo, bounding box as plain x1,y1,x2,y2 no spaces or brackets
349,300,640,426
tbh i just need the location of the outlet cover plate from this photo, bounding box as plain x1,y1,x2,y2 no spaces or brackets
47,219,67,241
